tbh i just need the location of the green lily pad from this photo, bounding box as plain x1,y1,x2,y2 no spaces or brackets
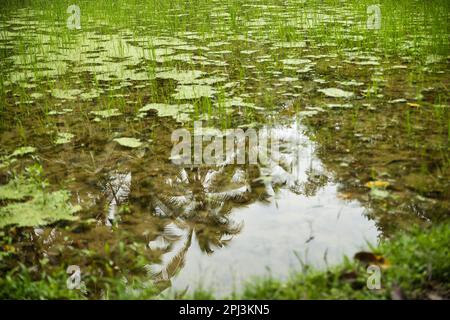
10,146,36,158
191,76,227,85
281,59,311,65
273,41,306,48
30,92,44,99
218,97,256,109
325,103,354,109
172,85,216,100
51,89,82,100
48,109,73,116
139,103,194,122
156,70,204,84
337,80,364,87
55,133,74,145
318,88,354,98
91,109,122,119
80,89,101,101
114,137,143,148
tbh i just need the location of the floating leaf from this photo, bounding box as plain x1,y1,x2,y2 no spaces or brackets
30,92,44,99
325,103,354,109
55,133,74,145
281,58,311,65
80,89,101,101
337,192,354,200
388,98,407,104
191,76,227,85
299,110,320,117
48,109,73,116
218,97,256,109
337,80,364,87
273,41,306,48
172,85,216,100
114,137,143,148
10,146,36,158
318,88,354,98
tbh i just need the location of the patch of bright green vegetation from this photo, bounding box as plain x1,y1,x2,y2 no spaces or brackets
0,147,36,169
156,69,204,84
318,88,354,99
172,85,216,100
55,132,75,145
51,89,82,100
90,109,122,119
0,266,82,300
138,103,194,122
0,165,80,228
0,264,158,300
113,137,143,148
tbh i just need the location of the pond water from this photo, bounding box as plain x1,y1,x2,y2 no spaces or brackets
0,0,448,298
171,187,377,294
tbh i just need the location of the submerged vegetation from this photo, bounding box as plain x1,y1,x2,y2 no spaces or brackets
0,0,448,299
0,164,79,228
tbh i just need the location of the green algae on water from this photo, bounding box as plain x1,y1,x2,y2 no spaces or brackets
0,170,80,228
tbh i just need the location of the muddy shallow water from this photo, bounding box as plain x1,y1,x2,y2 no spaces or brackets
0,0,448,297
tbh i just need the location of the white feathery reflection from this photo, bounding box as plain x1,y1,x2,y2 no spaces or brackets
103,172,131,226
145,222,192,282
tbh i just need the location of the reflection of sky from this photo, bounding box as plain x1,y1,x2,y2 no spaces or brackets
170,185,379,296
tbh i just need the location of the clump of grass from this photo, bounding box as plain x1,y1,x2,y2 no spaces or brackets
0,265,81,300
0,263,159,300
